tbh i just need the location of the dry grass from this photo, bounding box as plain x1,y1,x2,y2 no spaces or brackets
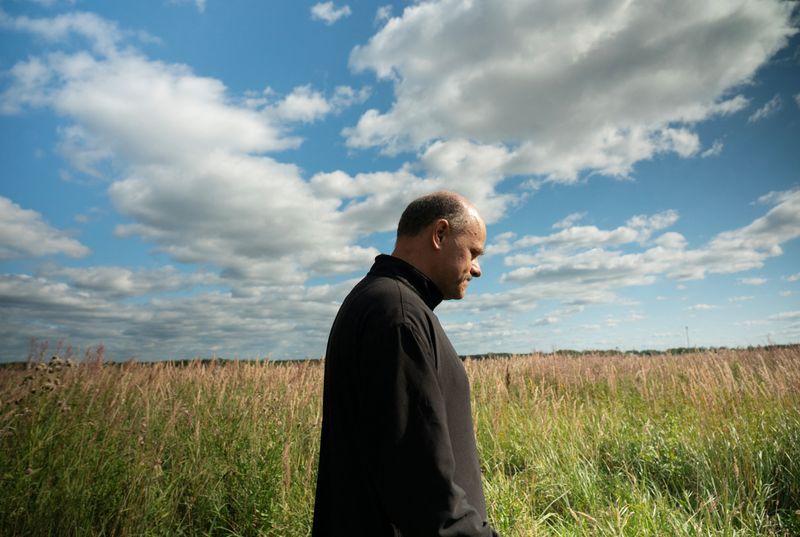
1,346,798,536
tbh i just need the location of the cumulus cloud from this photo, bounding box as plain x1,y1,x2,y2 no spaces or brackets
701,140,724,158
0,196,89,260
502,209,678,255
39,264,217,298
310,138,517,236
738,277,767,286
264,84,370,123
553,212,586,230
0,8,532,361
269,84,333,123
0,9,523,295
375,5,392,25
748,94,782,123
0,8,154,57
688,304,717,311
345,0,795,181
0,11,391,284
3,5,798,359
769,311,800,322
0,272,356,359
534,315,560,326
494,189,800,307
311,2,351,25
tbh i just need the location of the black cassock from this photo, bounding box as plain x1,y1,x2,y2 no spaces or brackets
312,254,500,537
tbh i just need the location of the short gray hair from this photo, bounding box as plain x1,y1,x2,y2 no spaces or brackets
396,192,471,238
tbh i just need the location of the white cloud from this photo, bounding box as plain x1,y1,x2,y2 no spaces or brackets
39,264,217,298
2,6,798,359
738,277,767,286
769,311,800,322
736,319,768,328
266,84,370,123
748,94,782,123
494,189,800,307
375,5,392,25
330,85,371,110
0,8,152,57
0,196,89,260
346,0,794,181
785,272,800,282
270,84,332,123
0,10,522,292
729,296,754,302
795,93,800,109
688,304,716,311
0,55,56,114
499,209,678,254
779,290,793,297
0,273,356,359
0,19,390,283
3,52,297,156
553,212,586,229
311,2,351,25
700,140,724,158
709,95,750,116
534,315,560,326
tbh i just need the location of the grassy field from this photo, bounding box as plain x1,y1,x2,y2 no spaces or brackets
1,346,798,536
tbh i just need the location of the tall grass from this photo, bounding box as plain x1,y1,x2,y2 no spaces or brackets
470,348,800,535
1,346,798,535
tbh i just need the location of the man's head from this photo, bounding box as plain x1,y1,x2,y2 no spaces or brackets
392,191,486,300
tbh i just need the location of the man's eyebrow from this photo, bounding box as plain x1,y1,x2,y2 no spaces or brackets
473,246,484,256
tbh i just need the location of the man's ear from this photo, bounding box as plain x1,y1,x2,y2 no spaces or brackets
431,219,449,250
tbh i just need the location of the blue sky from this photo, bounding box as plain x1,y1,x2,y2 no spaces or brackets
1,0,798,361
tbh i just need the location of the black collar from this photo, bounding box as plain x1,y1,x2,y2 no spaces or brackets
368,254,443,310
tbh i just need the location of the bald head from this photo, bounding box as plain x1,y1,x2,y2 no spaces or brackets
393,191,486,300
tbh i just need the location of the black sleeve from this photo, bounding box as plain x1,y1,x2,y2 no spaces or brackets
356,321,500,537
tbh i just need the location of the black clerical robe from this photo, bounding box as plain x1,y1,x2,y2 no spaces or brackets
312,254,499,536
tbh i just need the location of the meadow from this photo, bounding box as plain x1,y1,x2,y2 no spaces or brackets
1,345,798,536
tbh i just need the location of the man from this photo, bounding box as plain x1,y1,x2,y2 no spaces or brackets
312,192,500,536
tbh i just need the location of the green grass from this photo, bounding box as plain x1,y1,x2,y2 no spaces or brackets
1,347,798,536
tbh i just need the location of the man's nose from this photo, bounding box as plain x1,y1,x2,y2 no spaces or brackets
470,260,481,278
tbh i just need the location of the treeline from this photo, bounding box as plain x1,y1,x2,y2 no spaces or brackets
463,343,800,360
2,343,797,368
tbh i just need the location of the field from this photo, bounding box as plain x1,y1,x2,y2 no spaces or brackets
1,346,799,536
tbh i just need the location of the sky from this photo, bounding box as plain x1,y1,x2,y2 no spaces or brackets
0,0,799,361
